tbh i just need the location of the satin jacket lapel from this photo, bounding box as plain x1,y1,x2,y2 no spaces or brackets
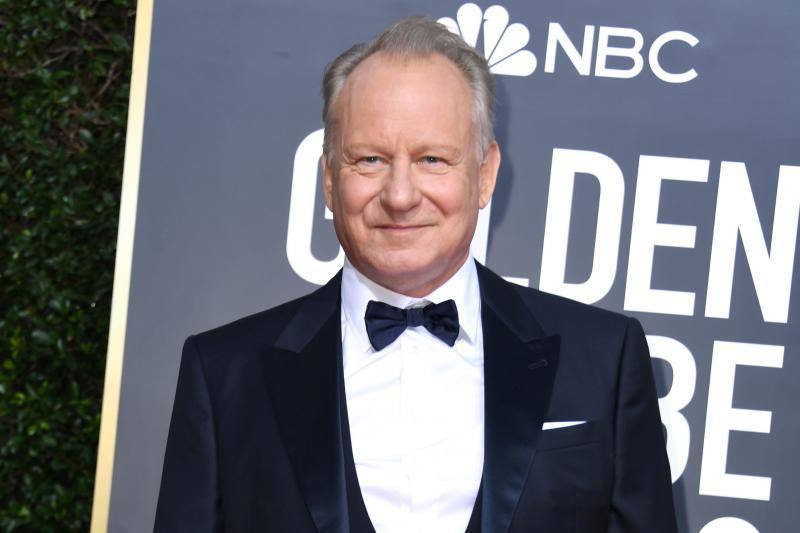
262,272,349,533
476,263,561,533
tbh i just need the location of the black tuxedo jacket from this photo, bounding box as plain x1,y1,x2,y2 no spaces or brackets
154,263,677,532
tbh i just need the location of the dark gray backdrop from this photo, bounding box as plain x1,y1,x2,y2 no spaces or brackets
107,1,800,531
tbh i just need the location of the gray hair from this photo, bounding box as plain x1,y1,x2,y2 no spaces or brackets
321,16,495,165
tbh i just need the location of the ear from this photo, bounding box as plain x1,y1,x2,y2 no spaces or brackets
478,141,500,209
322,153,334,212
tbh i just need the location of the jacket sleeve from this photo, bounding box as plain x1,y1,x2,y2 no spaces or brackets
606,318,678,533
153,335,224,532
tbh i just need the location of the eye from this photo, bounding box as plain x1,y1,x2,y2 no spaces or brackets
418,155,448,171
353,155,386,173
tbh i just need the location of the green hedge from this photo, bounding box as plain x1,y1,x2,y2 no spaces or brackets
1,1,135,530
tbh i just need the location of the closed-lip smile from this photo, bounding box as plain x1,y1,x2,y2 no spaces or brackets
377,224,429,231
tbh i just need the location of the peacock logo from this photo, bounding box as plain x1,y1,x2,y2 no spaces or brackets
438,3,537,76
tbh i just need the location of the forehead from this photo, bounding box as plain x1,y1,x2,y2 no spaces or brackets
336,52,474,147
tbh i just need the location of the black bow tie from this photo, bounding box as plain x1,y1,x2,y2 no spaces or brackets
364,299,460,351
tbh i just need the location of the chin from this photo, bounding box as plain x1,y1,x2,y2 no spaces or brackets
376,247,434,270
363,250,444,289
370,259,430,280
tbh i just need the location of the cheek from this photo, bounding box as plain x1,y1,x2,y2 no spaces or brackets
334,175,379,216
425,177,479,218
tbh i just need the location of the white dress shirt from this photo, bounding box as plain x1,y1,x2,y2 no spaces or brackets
340,256,484,533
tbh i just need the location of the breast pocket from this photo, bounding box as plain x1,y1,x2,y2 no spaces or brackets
537,420,604,451
533,420,611,486
511,420,612,532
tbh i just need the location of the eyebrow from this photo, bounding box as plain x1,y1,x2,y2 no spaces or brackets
343,143,388,155
343,143,462,158
411,144,462,158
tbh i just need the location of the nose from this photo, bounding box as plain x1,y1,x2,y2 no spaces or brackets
380,158,422,213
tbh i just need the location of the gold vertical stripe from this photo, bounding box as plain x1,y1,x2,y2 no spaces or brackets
90,0,154,531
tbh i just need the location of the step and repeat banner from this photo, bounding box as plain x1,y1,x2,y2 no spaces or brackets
94,0,799,531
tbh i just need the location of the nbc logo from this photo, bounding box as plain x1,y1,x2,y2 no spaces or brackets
438,3,536,76
440,2,699,83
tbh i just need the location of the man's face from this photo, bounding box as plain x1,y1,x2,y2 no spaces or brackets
323,52,500,296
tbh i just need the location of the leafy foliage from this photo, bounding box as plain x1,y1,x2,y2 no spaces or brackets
1,0,135,529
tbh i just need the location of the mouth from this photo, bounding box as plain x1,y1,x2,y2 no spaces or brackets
376,224,430,233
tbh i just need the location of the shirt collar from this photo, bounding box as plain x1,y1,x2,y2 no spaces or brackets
341,255,481,353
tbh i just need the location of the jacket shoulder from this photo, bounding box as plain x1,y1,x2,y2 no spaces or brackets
193,296,304,350
188,273,339,361
476,260,634,338
517,283,632,332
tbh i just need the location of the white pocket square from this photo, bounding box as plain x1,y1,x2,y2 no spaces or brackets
542,421,586,430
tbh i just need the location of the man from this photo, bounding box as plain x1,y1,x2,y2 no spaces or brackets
155,17,676,533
